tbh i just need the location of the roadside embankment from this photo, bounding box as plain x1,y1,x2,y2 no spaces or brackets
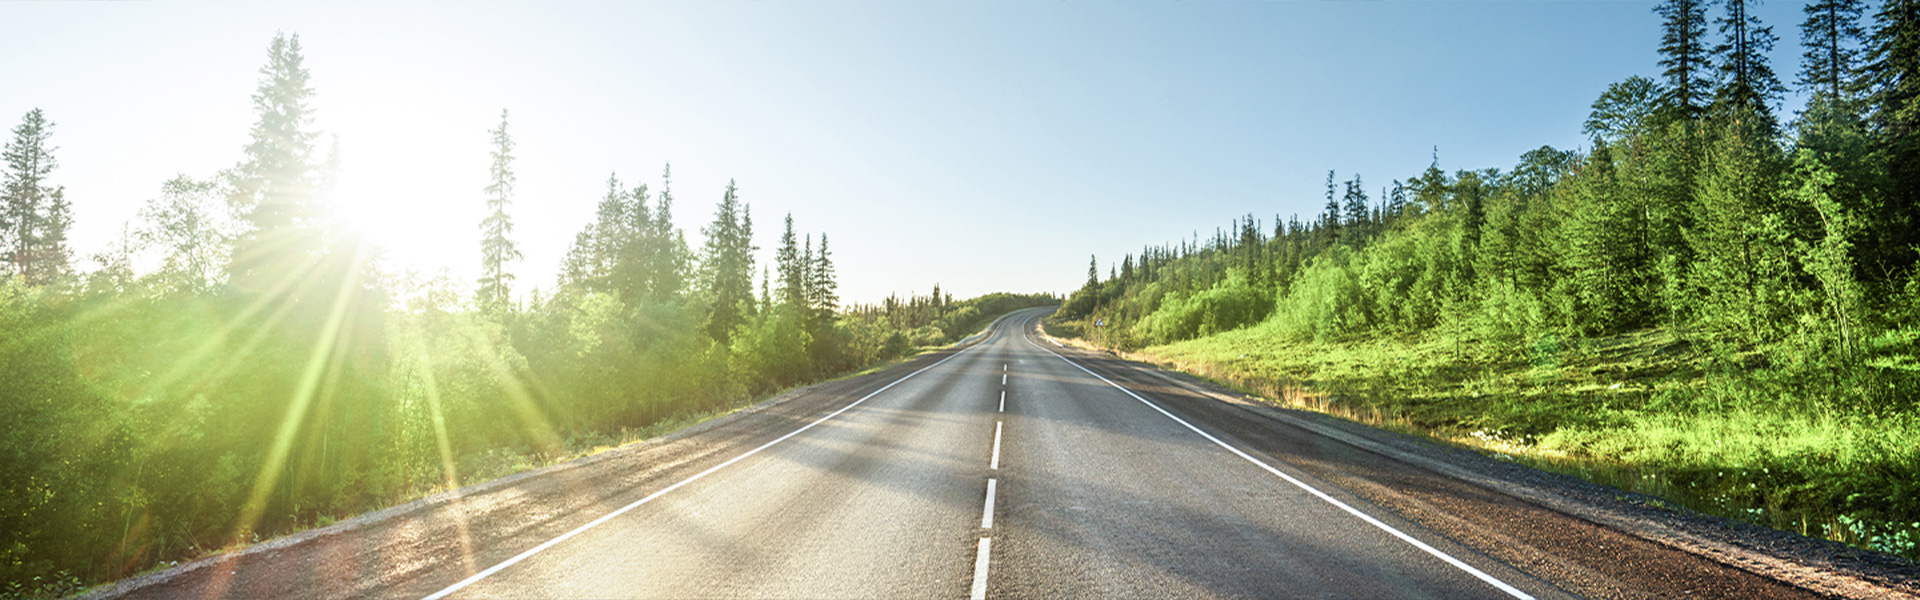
1041,317,1920,570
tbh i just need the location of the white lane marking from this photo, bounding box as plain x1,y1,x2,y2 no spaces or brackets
998,390,1005,413
1001,373,1007,385
1021,327,1537,600
969,538,992,600
990,421,1002,470
981,478,998,529
421,341,988,600
1003,363,1007,372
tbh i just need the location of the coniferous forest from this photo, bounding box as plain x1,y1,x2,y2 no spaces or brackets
1055,0,1920,561
0,34,1052,595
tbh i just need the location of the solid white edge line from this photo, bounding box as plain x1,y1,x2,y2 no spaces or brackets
990,422,1002,470
981,478,997,529
419,334,990,600
969,537,992,600
1018,323,1537,600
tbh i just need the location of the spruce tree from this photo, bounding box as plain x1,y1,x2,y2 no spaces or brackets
228,33,324,292
1343,174,1370,243
1656,0,1715,121
801,235,814,315
1,108,69,284
1322,170,1342,245
648,162,689,302
1864,0,1920,276
810,233,839,318
477,109,522,313
699,180,756,345
1800,0,1868,102
776,214,805,309
1086,255,1099,288
1712,0,1786,131
615,182,654,304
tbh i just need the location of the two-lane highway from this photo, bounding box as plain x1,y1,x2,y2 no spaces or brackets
420,308,1565,599
101,306,1837,599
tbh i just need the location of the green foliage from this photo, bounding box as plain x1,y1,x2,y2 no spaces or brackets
2,108,71,285
0,34,1065,594
1051,1,1920,559
1135,271,1271,343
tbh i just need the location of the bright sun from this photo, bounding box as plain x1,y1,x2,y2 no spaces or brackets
322,91,493,283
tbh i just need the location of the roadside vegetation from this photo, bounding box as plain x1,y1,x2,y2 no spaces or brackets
1053,0,1920,563
0,34,1053,596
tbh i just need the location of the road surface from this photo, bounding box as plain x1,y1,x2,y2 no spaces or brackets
99,307,1846,599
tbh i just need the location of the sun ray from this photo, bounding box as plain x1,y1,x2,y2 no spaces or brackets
229,239,373,545
413,348,478,574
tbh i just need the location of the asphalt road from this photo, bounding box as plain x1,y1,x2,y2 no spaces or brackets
432,307,1561,599
100,307,1849,599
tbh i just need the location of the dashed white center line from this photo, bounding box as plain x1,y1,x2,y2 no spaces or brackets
969,538,992,600
981,478,997,528
1001,373,1007,385
998,390,1005,413
990,421,1002,470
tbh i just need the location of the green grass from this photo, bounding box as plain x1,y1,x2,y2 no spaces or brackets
1059,317,1920,561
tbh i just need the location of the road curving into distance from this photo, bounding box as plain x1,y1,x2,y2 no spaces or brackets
93,307,1896,599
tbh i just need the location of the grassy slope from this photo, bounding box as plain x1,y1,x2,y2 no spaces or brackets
1057,317,1920,561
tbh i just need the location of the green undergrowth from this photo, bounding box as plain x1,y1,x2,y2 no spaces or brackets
43,346,941,600
1060,318,1920,562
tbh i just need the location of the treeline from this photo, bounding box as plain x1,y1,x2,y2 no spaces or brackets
1063,0,1920,410
0,34,1051,595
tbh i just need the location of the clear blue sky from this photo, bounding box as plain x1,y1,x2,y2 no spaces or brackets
0,1,1813,304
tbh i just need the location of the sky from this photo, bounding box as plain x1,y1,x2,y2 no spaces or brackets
0,1,1816,305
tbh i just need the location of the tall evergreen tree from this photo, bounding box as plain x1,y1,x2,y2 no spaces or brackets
647,162,689,302
1864,0,1920,277
1322,170,1342,245
1713,0,1786,130
477,109,522,313
1086,255,1099,288
1343,174,1370,243
699,180,756,345
228,33,324,292
1,109,69,284
810,233,839,318
1801,0,1868,102
775,214,805,310
1656,0,1715,121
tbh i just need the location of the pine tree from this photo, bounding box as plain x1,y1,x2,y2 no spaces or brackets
810,233,839,318
1,108,69,284
562,173,625,292
1800,0,1868,103
646,162,688,302
1343,174,1370,243
1085,255,1099,288
1656,0,1715,121
776,214,805,309
699,180,756,345
1712,0,1786,131
1322,170,1342,245
477,109,522,313
228,33,324,292
1864,0,1920,277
